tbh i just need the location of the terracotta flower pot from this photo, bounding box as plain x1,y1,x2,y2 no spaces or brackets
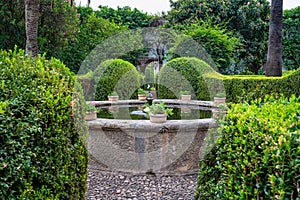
149,113,167,123
214,97,226,104
85,111,97,121
138,94,147,101
108,95,119,101
181,95,191,101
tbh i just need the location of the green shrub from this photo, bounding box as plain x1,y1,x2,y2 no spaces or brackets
283,6,300,70
94,59,140,100
172,23,240,73
0,49,88,199
223,69,300,103
158,57,300,103
157,57,218,100
195,95,300,199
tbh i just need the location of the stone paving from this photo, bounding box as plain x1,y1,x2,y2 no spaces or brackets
86,168,198,200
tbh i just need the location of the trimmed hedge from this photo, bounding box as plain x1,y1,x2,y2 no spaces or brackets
157,57,220,100
157,57,300,103
222,69,300,103
94,59,140,100
0,49,88,199
195,95,300,199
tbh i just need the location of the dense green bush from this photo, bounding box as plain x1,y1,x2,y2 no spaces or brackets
223,68,300,103
283,6,300,70
94,59,140,100
157,57,225,100
195,95,300,199
157,57,211,100
158,57,300,103
0,49,88,199
171,23,240,73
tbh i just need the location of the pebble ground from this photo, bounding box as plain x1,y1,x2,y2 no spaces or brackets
86,168,198,200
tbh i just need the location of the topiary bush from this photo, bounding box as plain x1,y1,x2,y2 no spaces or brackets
195,95,300,199
94,59,140,100
223,68,300,103
157,57,219,100
156,57,300,103
0,49,88,199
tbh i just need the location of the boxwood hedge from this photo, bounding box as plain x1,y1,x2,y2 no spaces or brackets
0,49,88,199
157,57,220,100
157,57,300,103
195,95,300,199
94,59,140,100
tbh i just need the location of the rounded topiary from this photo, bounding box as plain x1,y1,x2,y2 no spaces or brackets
94,59,140,100
0,49,88,199
157,57,219,100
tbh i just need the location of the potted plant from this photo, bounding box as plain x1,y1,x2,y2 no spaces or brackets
85,103,97,121
108,91,119,101
214,92,226,104
180,91,191,101
150,86,157,98
146,102,173,123
138,88,147,100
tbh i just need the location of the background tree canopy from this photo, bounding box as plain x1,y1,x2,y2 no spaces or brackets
95,5,152,29
283,6,300,70
167,0,270,74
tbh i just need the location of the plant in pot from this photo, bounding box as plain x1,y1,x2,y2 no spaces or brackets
180,91,191,101
138,88,147,101
147,102,173,123
108,91,119,101
150,86,157,99
214,92,226,104
85,103,97,121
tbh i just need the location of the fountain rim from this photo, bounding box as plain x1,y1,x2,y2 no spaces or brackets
86,99,220,131
88,99,216,108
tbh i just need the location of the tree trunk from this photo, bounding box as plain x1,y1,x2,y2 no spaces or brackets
25,0,39,57
265,0,283,76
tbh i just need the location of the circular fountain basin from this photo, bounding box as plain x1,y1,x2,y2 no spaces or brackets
86,99,223,175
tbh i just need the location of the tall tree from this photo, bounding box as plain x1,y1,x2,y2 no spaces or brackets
25,0,39,56
266,0,283,76
167,0,270,74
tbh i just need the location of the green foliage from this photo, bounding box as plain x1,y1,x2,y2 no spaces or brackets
0,49,88,199
180,90,190,95
171,23,240,73
85,103,96,112
0,0,25,50
157,57,217,100
108,91,118,96
167,0,270,74
95,5,151,29
158,57,300,103
66,11,127,73
195,95,300,199
0,0,80,69
283,6,300,70
223,69,300,103
38,0,79,63
148,102,173,116
138,88,147,94
94,59,140,100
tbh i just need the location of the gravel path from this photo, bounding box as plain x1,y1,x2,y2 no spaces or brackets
86,168,198,200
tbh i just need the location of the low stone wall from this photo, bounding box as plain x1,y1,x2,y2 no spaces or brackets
87,118,218,175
